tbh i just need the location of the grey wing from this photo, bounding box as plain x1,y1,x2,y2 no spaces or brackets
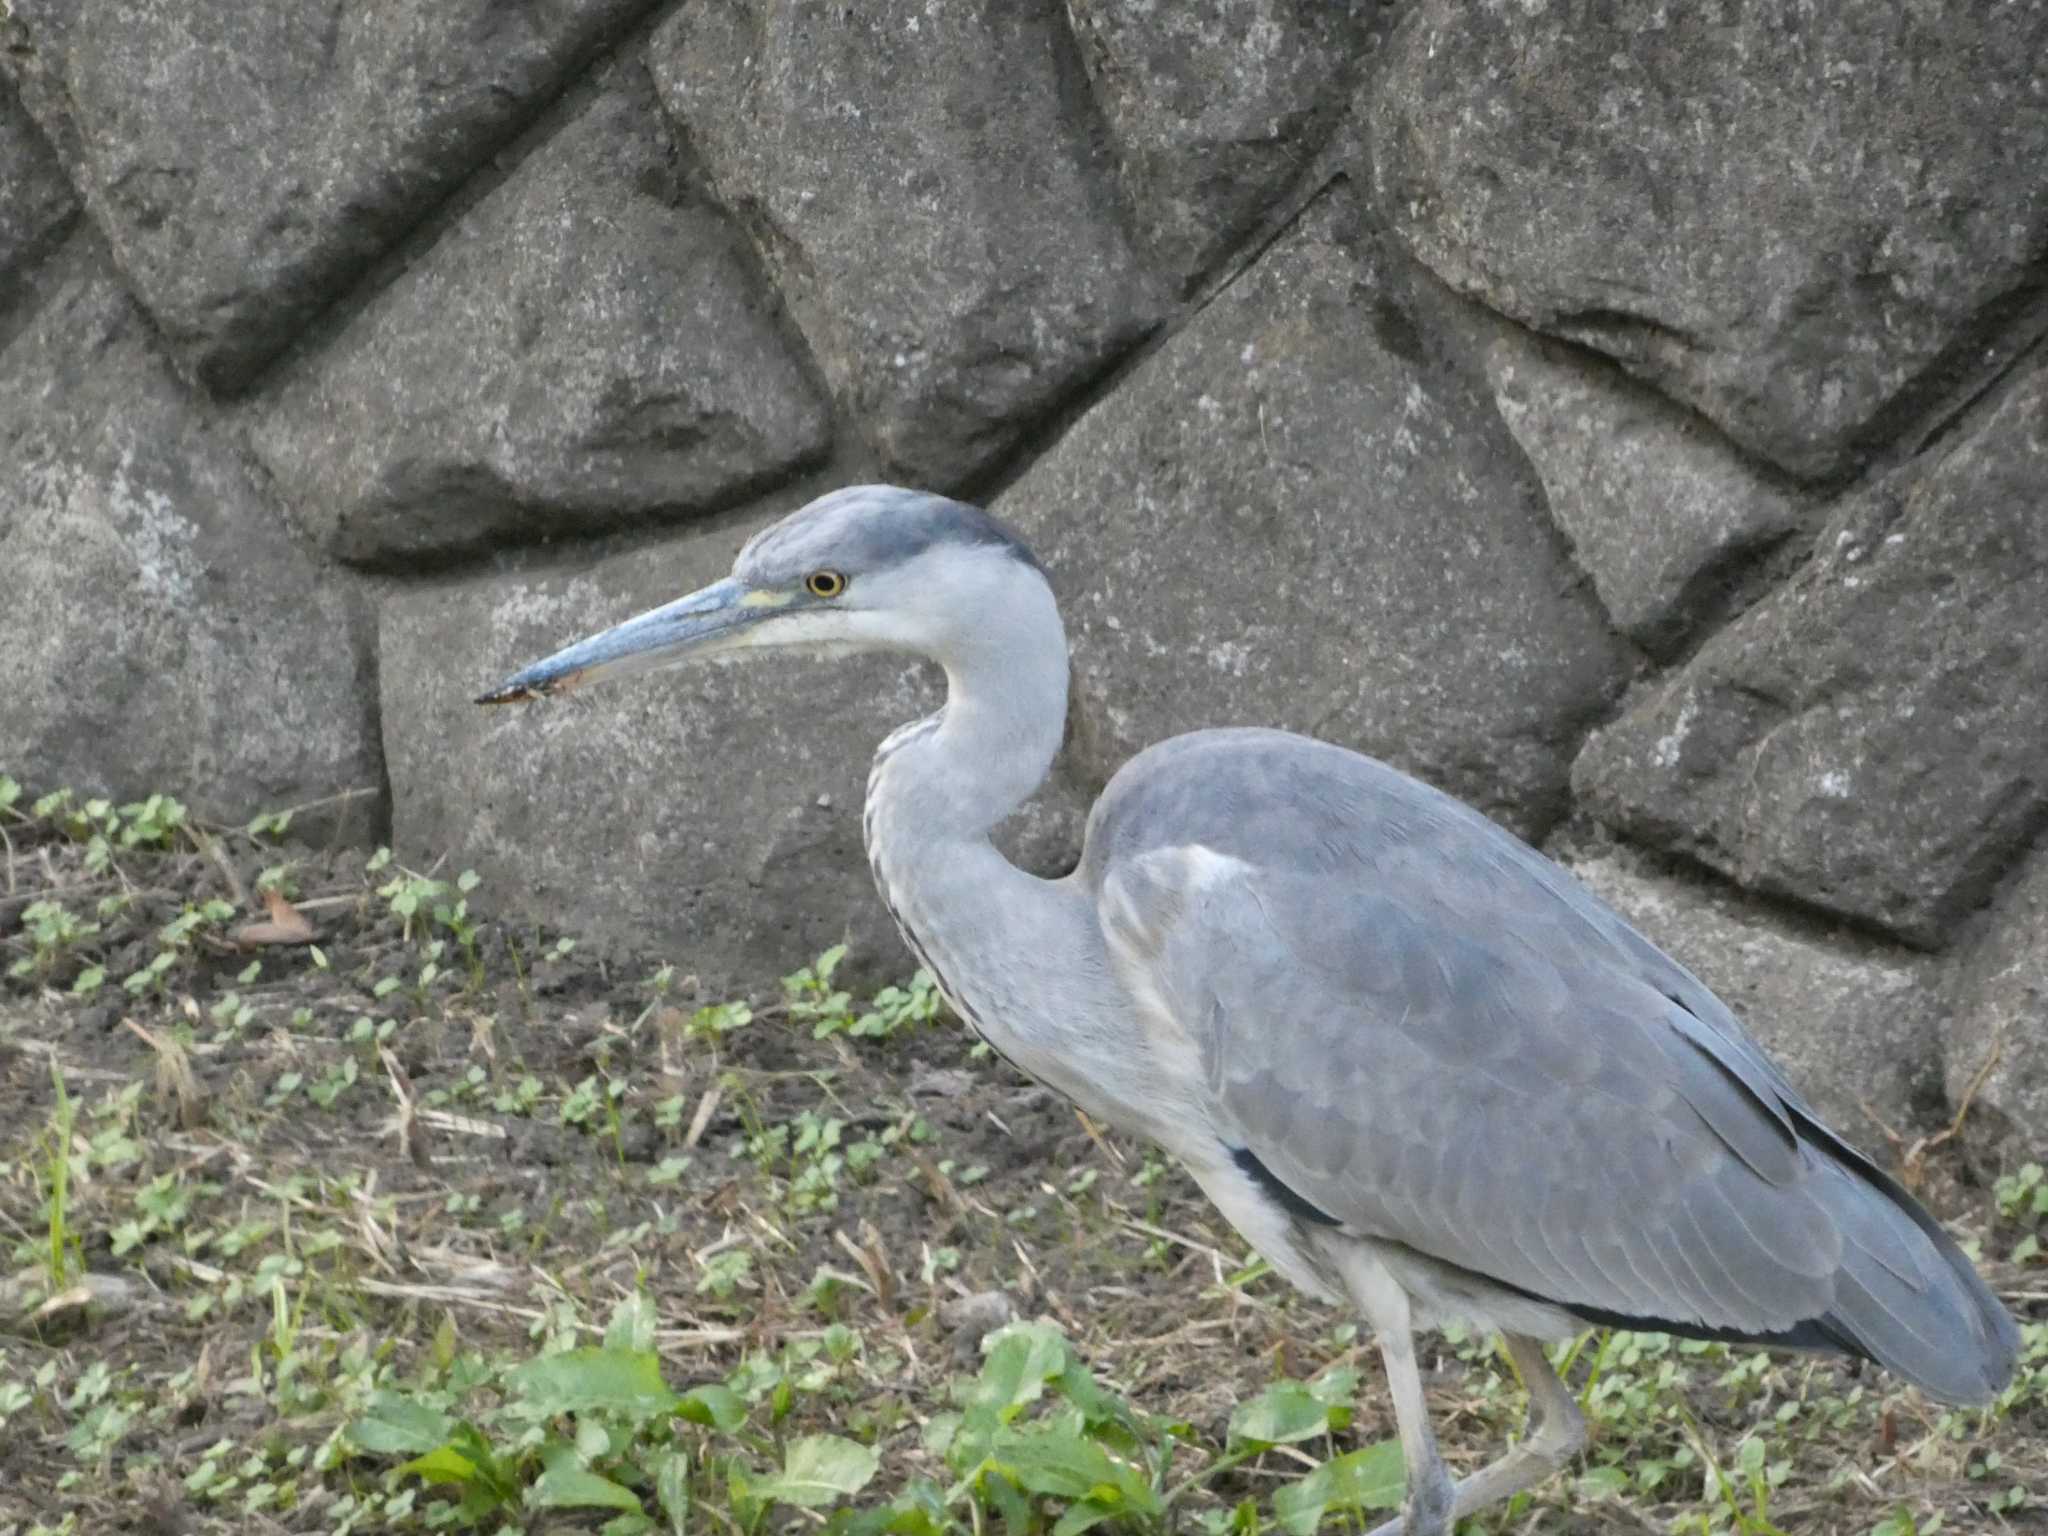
1100,842,1842,1332
1086,730,2016,1399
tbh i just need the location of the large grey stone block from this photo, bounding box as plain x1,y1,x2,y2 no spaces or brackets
0,263,380,822
3,0,654,390
1375,0,2048,479
382,522,950,991
252,69,830,568
1063,0,1374,292
996,192,1628,838
1486,334,1809,656
1944,849,2048,1166
649,0,1162,489
0,77,74,294
1563,844,1940,1142
1574,361,2048,948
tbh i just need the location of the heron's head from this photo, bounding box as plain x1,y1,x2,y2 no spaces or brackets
477,485,1052,703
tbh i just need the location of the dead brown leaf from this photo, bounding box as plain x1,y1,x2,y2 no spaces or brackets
231,886,316,948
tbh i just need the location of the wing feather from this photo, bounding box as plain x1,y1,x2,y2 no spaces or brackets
1082,730,2016,1397
1085,737,1846,1335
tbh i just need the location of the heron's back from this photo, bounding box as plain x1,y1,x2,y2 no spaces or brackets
1078,727,2018,1403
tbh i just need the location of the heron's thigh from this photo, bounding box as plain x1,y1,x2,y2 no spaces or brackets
1182,1153,1346,1303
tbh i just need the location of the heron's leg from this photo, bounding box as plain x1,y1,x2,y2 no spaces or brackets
1359,1332,1586,1536
1373,1322,1455,1536
1332,1247,1452,1535
1325,1270,1444,1536
1438,1332,1588,1519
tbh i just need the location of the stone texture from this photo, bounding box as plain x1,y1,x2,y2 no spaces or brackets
650,0,1162,488
1486,334,1809,656
1374,0,2048,479
1574,360,2048,948
0,264,380,821
997,192,1628,837
1944,847,2048,1165
5,0,2048,1026
1563,842,1939,1140
1063,0,1374,292
251,70,830,568
383,525,939,991
0,77,75,294
1,0,654,390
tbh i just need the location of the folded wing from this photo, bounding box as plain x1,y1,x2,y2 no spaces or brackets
1085,729,2017,1402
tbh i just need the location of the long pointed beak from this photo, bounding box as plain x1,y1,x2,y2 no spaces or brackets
476,576,760,704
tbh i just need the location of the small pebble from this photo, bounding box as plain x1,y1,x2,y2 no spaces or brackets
939,1288,1016,1362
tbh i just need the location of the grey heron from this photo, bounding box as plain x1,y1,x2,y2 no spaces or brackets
482,485,2018,1535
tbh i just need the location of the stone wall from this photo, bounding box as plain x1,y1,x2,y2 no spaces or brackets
4,0,2044,1162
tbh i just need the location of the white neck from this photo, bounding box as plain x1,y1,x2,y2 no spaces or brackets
876,571,1068,839
859,563,1143,1125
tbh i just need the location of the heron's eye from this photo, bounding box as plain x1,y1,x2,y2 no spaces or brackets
806,570,848,599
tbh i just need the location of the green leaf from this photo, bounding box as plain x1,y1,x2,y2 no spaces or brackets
655,1449,691,1535
990,1427,1116,1500
348,1393,457,1456
1272,1440,1405,1535
751,1434,880,1508
396,1445,480,1487
972,1322,1073,1418
1102,1452,1164,1515
938,1406,1004,1478
1051,1498,1125,1536
677,1383,747,1434
982,1471,1032,1532
386,1423,515,1507
828,1479,951,1536
1578,1463,1630,1498
606,1292,659,1354
534,1443,644,1512
1229,1381,1334,1447
1048,1358,1138,1437
507,1348,679,1424
1307,1366,1358,1406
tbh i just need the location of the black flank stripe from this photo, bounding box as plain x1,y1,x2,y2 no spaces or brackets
1486,1272,1869,1358
1233,1146,1342,1227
